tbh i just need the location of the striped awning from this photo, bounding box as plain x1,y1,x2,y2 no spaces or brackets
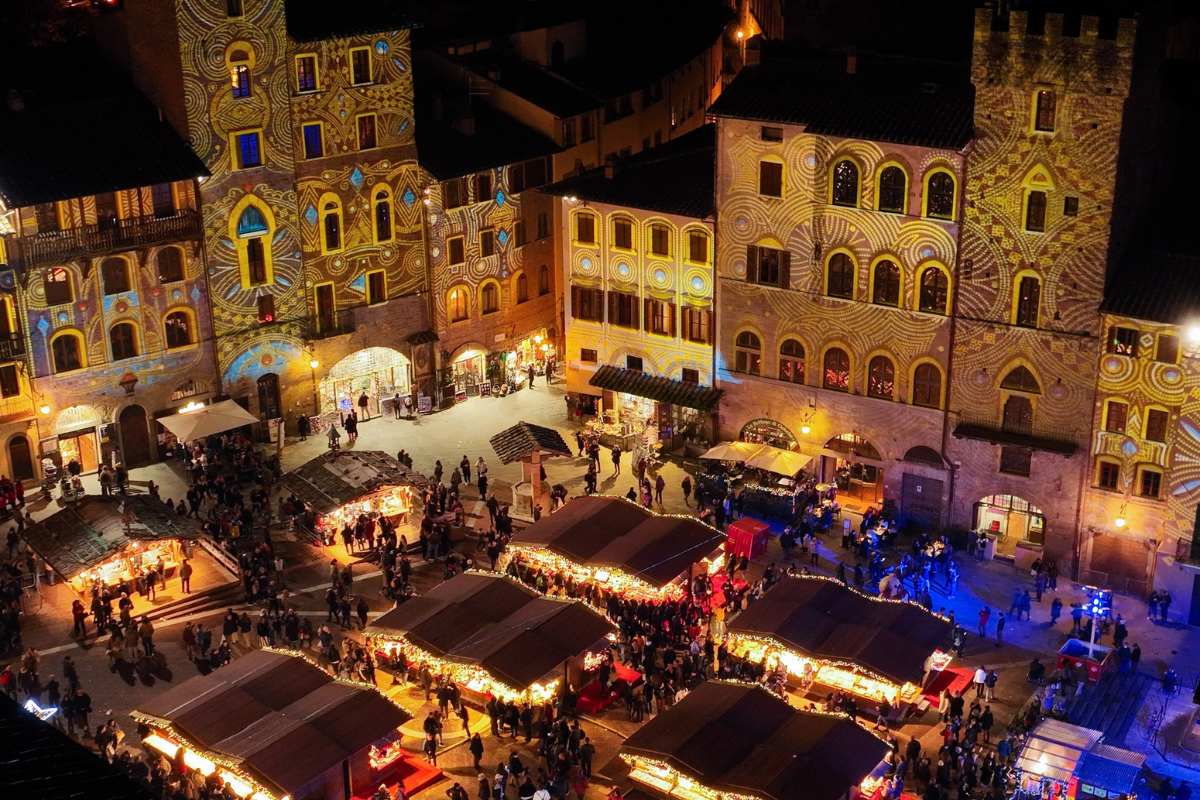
589,365,722,411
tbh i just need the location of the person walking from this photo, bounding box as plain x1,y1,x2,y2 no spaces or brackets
477,457,488,493
393,391,403,419
681,475,692,506
469,732,485,772
995,612,1006,646
460,455,471,484
973,666,987,698
297,413,311,441
1050,597,1063,626
138,616,155,657
654,474,665,506
358,391,370,421
977,606,990,638
611,445,622,477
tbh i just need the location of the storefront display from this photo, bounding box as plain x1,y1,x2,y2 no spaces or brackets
974,493,1045,557
72,539,183,593
314,484,417,537
452,348,486,395
319,347,413,417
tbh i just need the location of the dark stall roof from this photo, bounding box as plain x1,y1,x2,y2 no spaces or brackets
0,694,155,800
541,125,715,218
587,363,722,411
415,95,560,180
367,572,614,689
21,496,202,581
133,650,409,800
512,495,725,587
620,682,888,800
281,450,423,515
1075,745,1146,795
1102,252,1200,325
490,422,572,464
286,0,412,41
728,576,951,686
709,58,974,150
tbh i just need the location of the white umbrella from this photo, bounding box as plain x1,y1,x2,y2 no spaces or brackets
699,441,764,462
744,445,812,476
157,399,260,441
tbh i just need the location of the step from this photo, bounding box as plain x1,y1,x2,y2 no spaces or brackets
149,582,244,622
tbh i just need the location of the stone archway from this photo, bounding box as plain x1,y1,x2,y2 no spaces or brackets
321,346,413,416
823,432,884,507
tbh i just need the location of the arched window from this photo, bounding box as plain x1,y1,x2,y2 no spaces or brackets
374,189,393,242
101,257,131,295
237,205,268,236
1014,274,1040,327
157,247,184,283
826,252,855,299
1001,365,1041,394
734,331,761,375
877,166,907,213
822,348,850,391
538,265,550,295
164,310,194,348
912,363,943,408
51,331,84,373
872,259,900,306
481,282,499,314
109,322,138,361
516,273,529,303
924,170,956,220
779,339,804,383
831,159,859,207
447,287,469,322
918,266,949,314
229,47,252,98
321,199,342,252
867,355,895,400
234,200,273,288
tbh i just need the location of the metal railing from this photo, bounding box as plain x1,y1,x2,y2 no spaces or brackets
3,210,201,270
952,412,1080,453
303,307,356,340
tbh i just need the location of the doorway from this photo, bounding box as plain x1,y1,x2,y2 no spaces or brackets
59,428,100,473
119,404,153,467
7,434,34,481
900,473,944,529
257,373,281,420
973,494,1045,557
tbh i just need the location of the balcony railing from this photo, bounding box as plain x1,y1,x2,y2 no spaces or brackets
3,210,202,270
0,333,25,360
303,308,356,340
952,413,1079,456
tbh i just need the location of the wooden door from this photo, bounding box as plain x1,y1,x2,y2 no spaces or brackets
119,404,153,467
900,472,943,529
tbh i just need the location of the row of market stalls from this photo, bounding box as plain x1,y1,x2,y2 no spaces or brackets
502,494,727,602
365,571,615,705
280,451,423,544
604,680,892,800
130,649,437,800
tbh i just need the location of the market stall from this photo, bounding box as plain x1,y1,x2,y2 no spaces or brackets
131,649,427,800
281,450,422,545
503,494,726,604
1012,720,1147,800
609,681,890,800
726,575,953,705
20,495,210,595
587,365,722,454
365,572,615,705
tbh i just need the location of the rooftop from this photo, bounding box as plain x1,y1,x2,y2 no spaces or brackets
285,0,412,42
281,450,424,516
541,125,716,218
490,421,573,464
709,53,974,150
1101,252,1200,325
0,45,206,208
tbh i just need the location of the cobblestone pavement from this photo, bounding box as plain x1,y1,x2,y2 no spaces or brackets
8,379,1200,795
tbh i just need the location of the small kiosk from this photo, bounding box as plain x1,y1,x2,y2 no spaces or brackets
1013,719,1148,800
281,450,422,543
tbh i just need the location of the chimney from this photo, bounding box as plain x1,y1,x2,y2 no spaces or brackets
845,46,857,75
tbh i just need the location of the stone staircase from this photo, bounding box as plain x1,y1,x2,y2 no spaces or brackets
1064,670,1155,744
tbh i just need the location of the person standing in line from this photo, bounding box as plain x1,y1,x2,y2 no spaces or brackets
611,445,622,477
358,391,370,421
393,391,403,419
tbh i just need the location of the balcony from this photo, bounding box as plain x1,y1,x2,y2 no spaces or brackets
3,210,202,271
0,333,25,361
952,414,1078,456
304,308,356,340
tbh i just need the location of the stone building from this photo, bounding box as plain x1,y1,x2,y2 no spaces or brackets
0,45,215,477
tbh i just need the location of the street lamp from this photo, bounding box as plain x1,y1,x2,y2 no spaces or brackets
309,358,320,415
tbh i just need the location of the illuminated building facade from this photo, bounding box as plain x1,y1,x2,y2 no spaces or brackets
98,1,435,424
710,56,970,521
0,45,215,477
546,126,719,449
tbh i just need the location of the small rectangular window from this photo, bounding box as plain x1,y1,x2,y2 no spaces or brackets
688,231,708,263
515,220,526,247
295,54,318,92
580,348,598,363
1034,89,1056,132
302,123,324,159
231,64,251,98
609,292,639,329
151,183,176,217
650,226,669,257
1063,196,1079,216
571,286,604,322
562,119,576,147
683,307,710,344
613,219,633,250
581,114,594,142
759,161,783,197
626,355,643,371
999,446,1032,477
576,214,596,244
448,236,465,265
443,178,464,210
475,173,492,203
1025,190,1047,232
357,114,377,150
681,367,699,384
1106,326,1138,356
647,299,674,336
257,294,275,323
1096,460,1119,491
226,0,243,16
44,268,72,305
761,126,783,142
0,364,19,398
509,163,525,194
536,212,550,240
232,130,263,169
366,270,386,305
1105,400,1128,434
1156,334,1179,364
349,47,372,85
1139,467,1162,499
524,158,547,189
480,228,495,257
1145,408,1169,443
